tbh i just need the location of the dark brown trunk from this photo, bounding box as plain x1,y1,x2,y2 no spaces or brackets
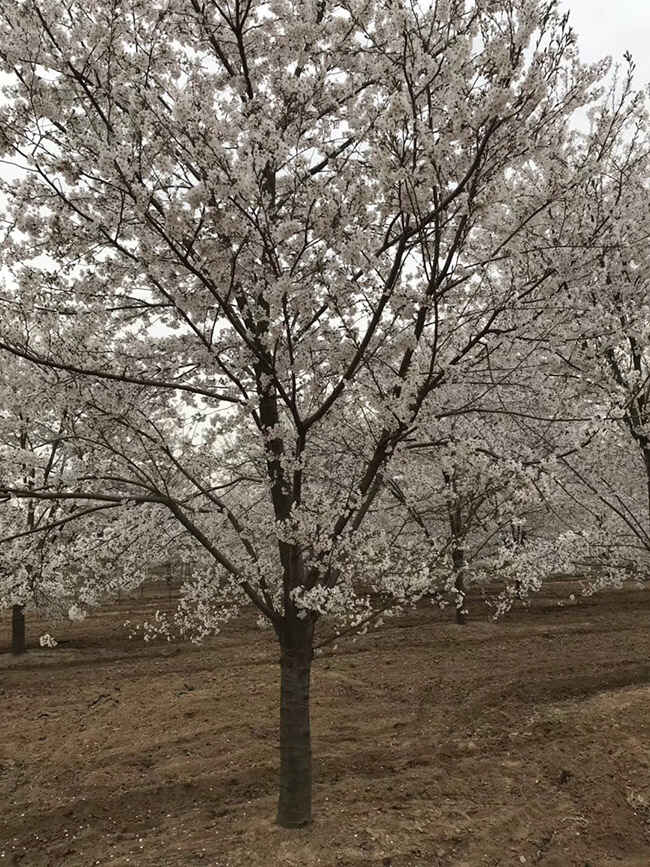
452,549,467,625
276,622,313,828
12,604,26,655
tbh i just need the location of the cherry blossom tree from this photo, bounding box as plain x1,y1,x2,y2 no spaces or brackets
511,57,650,587
385,412,548,622
0,359,88,653
0,357,186,651
379,314,615,622
0,0,616,826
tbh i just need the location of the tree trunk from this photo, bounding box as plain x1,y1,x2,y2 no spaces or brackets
643,447,650,533
452,549,467,625
12,604,26,655
454,573,466,625
276,623,313,828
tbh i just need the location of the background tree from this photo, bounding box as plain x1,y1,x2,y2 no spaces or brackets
386,415,548,623
514,59,650,587
0,359,86,653
0,358,187,651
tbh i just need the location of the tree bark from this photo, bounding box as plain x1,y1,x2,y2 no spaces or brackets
12,604,26,655
643,447,650,533
276,621,313,828
452,549,467,625
454,573,466,624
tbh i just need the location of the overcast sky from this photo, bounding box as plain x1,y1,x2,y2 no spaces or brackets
562,0,650,87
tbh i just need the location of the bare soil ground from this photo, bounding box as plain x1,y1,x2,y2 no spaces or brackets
1,582,649,867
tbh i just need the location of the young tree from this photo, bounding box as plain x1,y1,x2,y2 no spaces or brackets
386,412,550,623
0,0,613,826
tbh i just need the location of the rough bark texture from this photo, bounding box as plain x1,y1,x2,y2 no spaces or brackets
276,621,313,828
12,604,26,655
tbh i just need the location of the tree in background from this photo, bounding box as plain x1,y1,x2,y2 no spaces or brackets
0,358,188,651
0,0,626,826
512,58,650,588
0,360,87,653
386,417,548,623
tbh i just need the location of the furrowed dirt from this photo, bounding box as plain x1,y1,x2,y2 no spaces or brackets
1,582,649,866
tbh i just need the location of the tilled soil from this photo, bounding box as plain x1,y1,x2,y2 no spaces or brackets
1,582,649,866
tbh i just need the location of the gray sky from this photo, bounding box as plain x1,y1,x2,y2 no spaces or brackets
562,0,650,88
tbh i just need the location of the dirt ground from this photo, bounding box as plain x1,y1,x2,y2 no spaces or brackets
1,581,649,867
